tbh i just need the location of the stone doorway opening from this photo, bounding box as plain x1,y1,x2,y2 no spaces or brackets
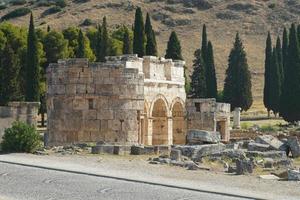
172,102,185,144
152,99,168,145
217,120,226,140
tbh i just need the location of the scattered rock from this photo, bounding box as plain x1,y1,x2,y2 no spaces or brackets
131,146,155,155
236,158,254,175
191,143,226,161
170,149,181,161
259,174,280,180
186,130,221,145
92,145,114,154
255,135,286,151
288,169,300,181
287,136,300,158
264,158,274,169
248,142,270,152
246,151,287,160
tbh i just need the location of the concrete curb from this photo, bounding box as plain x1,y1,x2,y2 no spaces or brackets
0,160,265,200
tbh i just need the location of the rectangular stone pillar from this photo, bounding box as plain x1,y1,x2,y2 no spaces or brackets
146,118,153,146
167,117,173,145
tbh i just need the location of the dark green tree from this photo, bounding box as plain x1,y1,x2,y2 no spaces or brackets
76,29,85,58
189,49,207,98
269,48,281,116
201,24,208,63
133,7,145,57
122,27,131,54
280,24,300,122
165,31,183,60
99,16,109,62
223,33,253,111
0,43,20,105
95,24,102,61
47,25,50,32
276,36,284,89
25,13,40,102
145,13,157,56
263,32,272,117
206,41,217,98
282,27,288,82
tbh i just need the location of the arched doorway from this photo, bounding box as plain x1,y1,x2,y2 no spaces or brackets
152,99,168,145
172,102,186,144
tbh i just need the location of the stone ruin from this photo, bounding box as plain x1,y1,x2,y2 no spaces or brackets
0,102,40,142
46,55,231,146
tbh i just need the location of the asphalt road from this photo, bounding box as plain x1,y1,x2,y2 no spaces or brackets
0,163,252,200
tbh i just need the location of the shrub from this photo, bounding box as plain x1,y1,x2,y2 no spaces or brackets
0,5,7,10
1,121,41,153
35,0,52,7
55,0,67,8
42,6,62,17
73,0,90,3
81,18,93,26
10,0,27,6
1,7,31,21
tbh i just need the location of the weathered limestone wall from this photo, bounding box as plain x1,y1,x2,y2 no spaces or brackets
0,102,40,141
186,99,231,142
46,57,144,146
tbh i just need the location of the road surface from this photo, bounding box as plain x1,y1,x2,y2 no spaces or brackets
0,162,251,200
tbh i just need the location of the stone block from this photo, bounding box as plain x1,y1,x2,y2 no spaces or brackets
236,159,253,175
92,145,115,154
247,142,270,152
84,120,100,131
113,145,131,155
154,145,171,155
97,109,114,120
288,136,300,158
131,146,155,155
288,169,300,181
76,84,87,94
170,149,181,161
84,110,97,120
186,129,221,144
255,135,285,151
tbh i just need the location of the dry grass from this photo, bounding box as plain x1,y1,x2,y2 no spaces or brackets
1,0,300,113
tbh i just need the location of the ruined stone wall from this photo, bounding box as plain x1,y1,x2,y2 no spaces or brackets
46,57,144,146
0,102,40,141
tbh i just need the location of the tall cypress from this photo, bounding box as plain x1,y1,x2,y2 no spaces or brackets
189,49,207,98
223,33,252,111
123,27,131,54
25,13,40,102
276,36,284,87
145,13,157,56
297,25,300,45
206,41,217,98
100,16,109,62
201,24,208,62
269,48,281,116
165,31,183,60
0,43,20,105
282,27,288,81
263,32,272,116
47,25,51,32
76,29,85,58
133,7,145,57
280,24,300,122
95,24,102,61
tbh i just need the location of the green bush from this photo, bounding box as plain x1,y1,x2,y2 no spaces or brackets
10,0,27,6
42,6,62,16
0,5,7,10
55,0,67,8
81,18,93,26
1,7,31,21
1,121,41,153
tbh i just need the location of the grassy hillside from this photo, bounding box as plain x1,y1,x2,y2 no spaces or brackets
1,0,300,113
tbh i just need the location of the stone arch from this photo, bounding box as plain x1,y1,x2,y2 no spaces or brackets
151,97,169,145
149,94,170,117
171,98,186,144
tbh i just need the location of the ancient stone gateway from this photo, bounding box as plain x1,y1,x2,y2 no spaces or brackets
46,55,230,146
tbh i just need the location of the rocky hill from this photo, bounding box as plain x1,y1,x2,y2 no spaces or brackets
1,0,300,113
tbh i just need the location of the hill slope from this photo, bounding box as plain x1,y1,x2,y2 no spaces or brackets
1,0,300,113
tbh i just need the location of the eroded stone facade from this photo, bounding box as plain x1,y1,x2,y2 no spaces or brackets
46,55,230,146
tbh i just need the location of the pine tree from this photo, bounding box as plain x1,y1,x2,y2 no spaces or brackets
76,29,85,58
165,31,183,60
189,49,207,98
95,24,102,61
99,16,109,62
263,32,272,116
145,13,157,56
206,41,217,98
133,7,145,57
223,33,253,111
269,48,281,116
122,27,131,54
201,24,208,63
282,27,288,82
280,24,300,122
0,43,20,105
25,13,40,102
276,36,284,88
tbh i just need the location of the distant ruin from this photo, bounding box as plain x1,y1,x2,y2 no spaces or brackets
46,55,230,146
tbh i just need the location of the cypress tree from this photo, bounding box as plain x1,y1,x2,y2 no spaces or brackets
165,31,183,60
201,24,208,62
76,29,85,58
280,24,300,122
100,16,109,62
189,49,207,98
263,32,272,116
25,13,40,102
47,25,51,32
95,24,102,61
297,25,300,45
223,33,253,111
133,7,145,57
206,41,217,98
282,27,288,81
276,36,284,87
145,13,157,56
122,27,131,54
0,43,20,105
269,48,281,116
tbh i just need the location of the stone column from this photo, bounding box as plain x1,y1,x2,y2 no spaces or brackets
233,107,241,129
167,117,173,145
147,118,153,146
